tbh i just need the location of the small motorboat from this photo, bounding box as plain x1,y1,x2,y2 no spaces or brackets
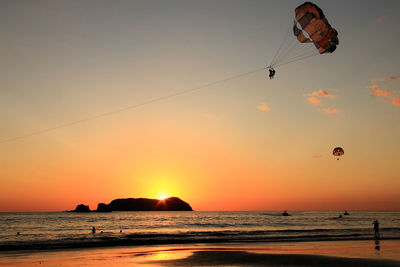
282,211,290,216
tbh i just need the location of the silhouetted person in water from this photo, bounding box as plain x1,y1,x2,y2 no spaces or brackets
373,220,380,239
268,68,276,80
338,214,342,218
16,232,20,236
375,239,380,251
92,227,96,234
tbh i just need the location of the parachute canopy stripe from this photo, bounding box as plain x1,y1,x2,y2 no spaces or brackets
293,2,338,54
295,2,324,21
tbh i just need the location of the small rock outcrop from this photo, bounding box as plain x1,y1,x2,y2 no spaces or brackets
73,204,90,212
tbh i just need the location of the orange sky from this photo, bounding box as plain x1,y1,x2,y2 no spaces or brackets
1,116,399,211
1,1,399,211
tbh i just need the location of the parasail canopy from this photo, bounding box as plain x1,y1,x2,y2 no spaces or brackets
333,147,344,159
269,2,338,69
293,2,339,54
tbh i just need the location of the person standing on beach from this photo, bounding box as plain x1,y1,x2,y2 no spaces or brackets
373,220,380,239
92,227,96,234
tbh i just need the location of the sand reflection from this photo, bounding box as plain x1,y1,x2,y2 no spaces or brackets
133,248,193,262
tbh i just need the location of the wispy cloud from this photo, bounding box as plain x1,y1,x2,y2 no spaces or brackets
367,74,400,107
204,113,220,121
307,97,320,104
368,84,380,90
373,90,392,97
381,76,400,81
367,84,392,97
307,89,335,105
375,15,387,24
306,89,339,112
256,102,270,111
308,89,335,98
371,75,400,83
324,108,339,114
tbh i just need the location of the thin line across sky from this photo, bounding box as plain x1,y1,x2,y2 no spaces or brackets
1,67,266,144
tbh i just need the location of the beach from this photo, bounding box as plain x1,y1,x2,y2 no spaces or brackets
2,211,400,265
1,240,400,266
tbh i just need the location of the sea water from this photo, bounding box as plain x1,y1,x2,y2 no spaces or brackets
0,211,399,251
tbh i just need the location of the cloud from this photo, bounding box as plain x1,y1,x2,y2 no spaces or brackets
381,76,400,81
371,75,400,83
204,113,220,121
367,84,392,97
318,90,335,97
375,16,387,23
257,102,270,111
367,84,380,90
307,97,320,104
367,75,400,106
393,97,400,106
306,89,339,112
312,155,323,159
307,89,335,104
324,108,339,114
373,90,392,97
308,89,335,98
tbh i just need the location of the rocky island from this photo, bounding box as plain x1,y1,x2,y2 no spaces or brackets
70,197,193,212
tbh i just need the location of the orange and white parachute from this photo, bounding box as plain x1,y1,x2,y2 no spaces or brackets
293,2,339,54
269,2,338,69
333,147,344,160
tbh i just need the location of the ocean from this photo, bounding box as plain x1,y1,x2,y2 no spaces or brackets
1,211,399,251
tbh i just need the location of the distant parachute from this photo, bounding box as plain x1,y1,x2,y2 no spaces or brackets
333,147,344,160
269,2,338,69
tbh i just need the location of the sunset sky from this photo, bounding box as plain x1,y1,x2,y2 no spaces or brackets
1,0,399,211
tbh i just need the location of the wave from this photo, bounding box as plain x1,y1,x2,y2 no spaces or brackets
2,227,400,252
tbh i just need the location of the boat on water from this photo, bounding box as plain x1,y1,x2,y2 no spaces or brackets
282,211,290,216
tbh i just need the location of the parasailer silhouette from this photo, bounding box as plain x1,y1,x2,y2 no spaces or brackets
268,67,276,79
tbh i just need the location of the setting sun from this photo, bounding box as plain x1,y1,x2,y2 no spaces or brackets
157,192,170,200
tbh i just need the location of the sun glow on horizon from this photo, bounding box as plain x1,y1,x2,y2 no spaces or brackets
157,192,170,200
144,171,182,201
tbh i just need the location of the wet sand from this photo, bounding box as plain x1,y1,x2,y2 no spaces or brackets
1,240,399,266
153,250,400,266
